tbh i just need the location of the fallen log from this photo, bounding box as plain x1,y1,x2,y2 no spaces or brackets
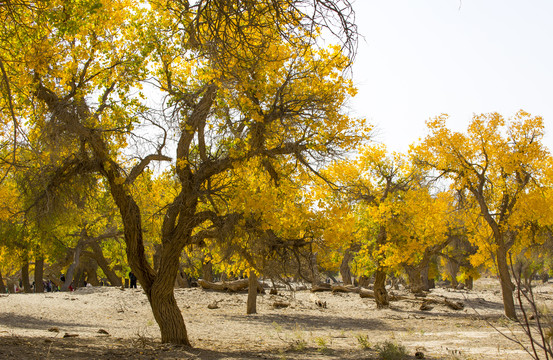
272,301,290,309
414,297,464,310
359,288,375,299
331,285,360,293
198,279,265,293
310,283,332,292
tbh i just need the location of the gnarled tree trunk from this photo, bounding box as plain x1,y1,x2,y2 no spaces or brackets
144,242,190,346
148,287,190,345
373,269,389,308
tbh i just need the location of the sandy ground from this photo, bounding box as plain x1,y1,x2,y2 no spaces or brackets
0,278,551,359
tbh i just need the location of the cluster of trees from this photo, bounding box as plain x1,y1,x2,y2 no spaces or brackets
0,0,552,347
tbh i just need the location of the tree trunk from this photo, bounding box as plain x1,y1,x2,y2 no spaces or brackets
446,259,460,288
310,252,320,285
175,264,189,288
247,270,258,314
0,269,5,293
63,241,85,291
464,276,473,290
153,244,162,272
148,286,190,345
144,242,191,346
420,262,430,291
496,244,517,319
74,265,86,288
82,256,100,285
34,257,44,293
373,269,389,308
88,242,122,286
202,256,213,282
21,262,31,293
340,246,355,285
404,265,424,294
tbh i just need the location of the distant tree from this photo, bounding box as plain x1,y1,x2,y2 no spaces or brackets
415,111,552,319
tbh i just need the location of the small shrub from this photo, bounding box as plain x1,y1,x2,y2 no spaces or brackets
375,340,408,360
356,334,371,350
290,338,307,351
315,336,330,353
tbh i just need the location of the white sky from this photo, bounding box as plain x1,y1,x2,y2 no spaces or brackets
349,0,553,152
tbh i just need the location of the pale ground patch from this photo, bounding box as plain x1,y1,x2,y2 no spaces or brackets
0,277,551,359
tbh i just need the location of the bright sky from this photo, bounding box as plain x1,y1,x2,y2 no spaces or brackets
349,0,553,152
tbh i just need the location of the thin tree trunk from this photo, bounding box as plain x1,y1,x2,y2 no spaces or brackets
34,257,44,293
465,276,473,290
340,246,355,285
497,244,517,319
310,252,320,285
63,238,87,291
21,262,31,293
247,270,258,314
0,269,5,293
373,269,389,308
373,226,389,308
202,256,213,282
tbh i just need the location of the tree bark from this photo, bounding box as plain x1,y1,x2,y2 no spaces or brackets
247,270,258,314
153,244,162,272
373,269,389,308
148,286,190,345
34,257,44,293
21,262,31,293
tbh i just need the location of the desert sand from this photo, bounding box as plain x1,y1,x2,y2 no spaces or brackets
0,278,550,359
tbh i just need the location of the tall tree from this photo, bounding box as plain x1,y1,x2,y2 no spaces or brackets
323,145,418,307
415,111,551,319
0,0,364,345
